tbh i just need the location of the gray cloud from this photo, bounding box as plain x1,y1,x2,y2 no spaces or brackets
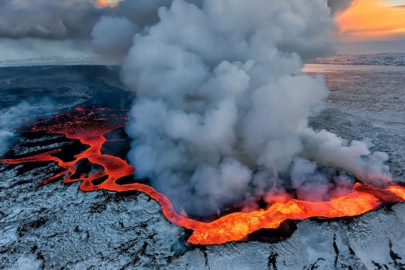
114,0,173,27
0,0,108,40
91,16,140,62
327,0,354,14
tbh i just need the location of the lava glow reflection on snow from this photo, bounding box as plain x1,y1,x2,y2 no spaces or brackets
2,108,405,245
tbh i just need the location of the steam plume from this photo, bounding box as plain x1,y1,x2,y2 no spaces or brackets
91,0,388,216
5,0,390,217
0,99,54,157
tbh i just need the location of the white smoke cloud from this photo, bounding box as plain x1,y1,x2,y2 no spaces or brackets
102,0,390,216
2,0,380,216
290,158,356,202
0,99,54,157
0,0,384,217
90,0,200,62
0,129,14,157
91,0,348,63
300,128,391,186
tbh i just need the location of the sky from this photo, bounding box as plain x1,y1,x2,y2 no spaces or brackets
386,0,405,5
0,0,404,64
337,0,405,42
94,0,121,7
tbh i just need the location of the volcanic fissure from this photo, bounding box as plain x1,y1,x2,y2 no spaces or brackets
2,108,405,246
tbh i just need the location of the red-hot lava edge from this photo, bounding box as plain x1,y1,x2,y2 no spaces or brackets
2,108,405,246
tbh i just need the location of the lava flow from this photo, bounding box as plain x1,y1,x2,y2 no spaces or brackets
2,108,405,246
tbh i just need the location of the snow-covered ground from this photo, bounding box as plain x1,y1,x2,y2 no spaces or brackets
1,64,405,269
310,53,405,67
0,56,109,68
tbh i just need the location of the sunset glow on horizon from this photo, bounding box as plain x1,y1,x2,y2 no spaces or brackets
92,0,121,8
337,0,405,42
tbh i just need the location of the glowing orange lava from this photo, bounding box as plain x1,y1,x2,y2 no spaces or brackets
2,108,405,245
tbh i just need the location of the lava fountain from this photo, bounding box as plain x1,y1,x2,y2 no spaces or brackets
2,108,405,245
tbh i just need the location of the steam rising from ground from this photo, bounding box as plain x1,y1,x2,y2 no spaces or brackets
91,0,202,62
3,0,392,216
0,99,54,157
90,0,389,216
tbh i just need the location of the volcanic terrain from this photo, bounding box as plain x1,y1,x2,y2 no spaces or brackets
1,64,405,269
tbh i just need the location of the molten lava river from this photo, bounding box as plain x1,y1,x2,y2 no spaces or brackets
2,108,405,246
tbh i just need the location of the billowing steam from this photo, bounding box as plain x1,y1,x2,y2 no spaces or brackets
91,0,390,216
90,0,390,216
90,0,354,63
91,0,192,62
4,0,392,217
0,99,54,157
91,16,140,62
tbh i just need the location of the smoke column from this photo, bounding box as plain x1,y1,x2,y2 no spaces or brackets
97,0,391,216
0,0,391,217
91,0,393,217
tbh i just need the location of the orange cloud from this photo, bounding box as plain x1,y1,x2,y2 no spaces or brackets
336,0,405,41
91,0,121,8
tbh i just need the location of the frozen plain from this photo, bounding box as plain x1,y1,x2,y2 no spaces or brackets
1,63,405,269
